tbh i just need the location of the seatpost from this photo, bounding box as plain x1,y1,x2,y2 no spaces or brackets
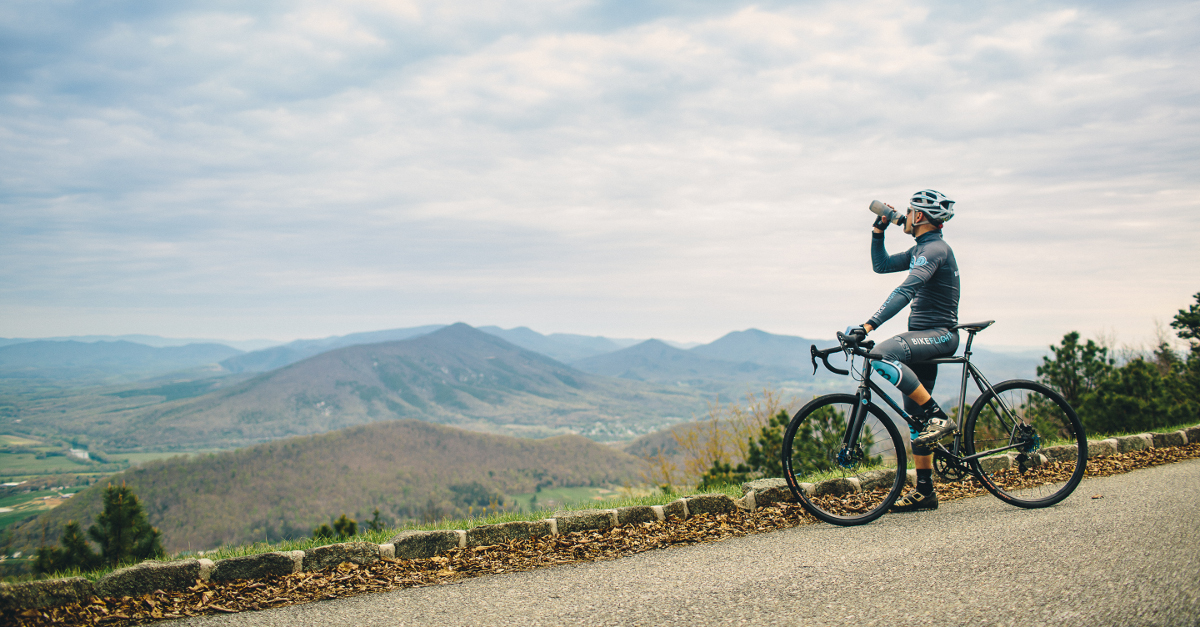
955,330,976,434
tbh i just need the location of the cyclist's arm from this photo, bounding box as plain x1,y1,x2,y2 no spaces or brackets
866,251,943,329
871,231,912,274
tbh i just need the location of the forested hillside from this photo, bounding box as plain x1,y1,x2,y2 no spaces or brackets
5,420,648,555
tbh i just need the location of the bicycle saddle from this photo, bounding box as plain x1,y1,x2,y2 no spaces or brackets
952,320,995,333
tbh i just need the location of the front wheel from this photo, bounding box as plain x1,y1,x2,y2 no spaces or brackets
782,394,907,526
965,379,1087,508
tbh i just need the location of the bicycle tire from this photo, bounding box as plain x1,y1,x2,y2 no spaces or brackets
782,394,907,526
965,379,1087,508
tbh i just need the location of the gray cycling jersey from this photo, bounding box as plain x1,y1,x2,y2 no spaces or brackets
867,231,960,331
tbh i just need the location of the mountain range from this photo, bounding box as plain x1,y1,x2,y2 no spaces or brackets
0,341,242,382
5,324,706,451
1,324,1042,452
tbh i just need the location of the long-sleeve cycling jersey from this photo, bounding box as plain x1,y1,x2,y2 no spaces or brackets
867,230,960,331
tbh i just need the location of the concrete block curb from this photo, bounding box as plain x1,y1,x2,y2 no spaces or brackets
1088,439,1119,458
554,509,618,534
1152,431,1187,448
858,469,899,491
210,551,303,582
662,498,688,519
813,478,859,497
388,530,464,560
379,544,395,559
1115,434,1152,453
1185,426,1200,444
465,520,552,546
1041,444,1078,462
741,478,794,507
96,559,206,598
683,494,737,516
0,577,94,612
978,455,1011,473
302,542,380,572
615,505,660,525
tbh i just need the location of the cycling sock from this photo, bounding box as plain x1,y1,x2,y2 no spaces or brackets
916,469,934,496
919,397,950,422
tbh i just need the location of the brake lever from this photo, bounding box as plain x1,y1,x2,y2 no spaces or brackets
835,331,853,357
810,344,820,375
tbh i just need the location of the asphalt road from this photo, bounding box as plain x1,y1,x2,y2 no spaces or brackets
182,459,1200,626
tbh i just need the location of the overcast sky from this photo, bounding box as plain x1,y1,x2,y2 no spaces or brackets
2,0,1198,350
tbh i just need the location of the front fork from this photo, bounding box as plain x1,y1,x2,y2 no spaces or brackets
837,365,875,469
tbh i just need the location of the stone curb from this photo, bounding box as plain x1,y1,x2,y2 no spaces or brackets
554,509,617,535
466,520,553,546
210,551,303,582
95,558,213,599
0,577,94,614
388,530,464,560
683,494,737,516
616,505,662,525
7,426,1198,612
302,542,380,572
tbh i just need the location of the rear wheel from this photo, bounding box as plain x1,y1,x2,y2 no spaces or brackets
781,394,907,526
965,380,1087,508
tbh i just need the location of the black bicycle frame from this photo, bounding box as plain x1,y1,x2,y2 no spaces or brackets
842,330,1032,465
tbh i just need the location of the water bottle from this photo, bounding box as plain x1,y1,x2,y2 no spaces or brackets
869,200,906,226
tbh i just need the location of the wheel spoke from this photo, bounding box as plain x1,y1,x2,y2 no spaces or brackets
783,394,906,525
966,380,1086,508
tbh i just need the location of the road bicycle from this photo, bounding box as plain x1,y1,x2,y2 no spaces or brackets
781,320,1087,526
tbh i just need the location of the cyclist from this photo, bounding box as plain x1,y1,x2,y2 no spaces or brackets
844,189,959,512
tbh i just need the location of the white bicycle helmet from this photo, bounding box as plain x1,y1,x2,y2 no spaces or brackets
908,189,955,223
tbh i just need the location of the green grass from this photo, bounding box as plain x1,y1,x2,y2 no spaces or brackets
0,508,39,530
1085,418,1198,440
0,453,91,475
0,435,42,447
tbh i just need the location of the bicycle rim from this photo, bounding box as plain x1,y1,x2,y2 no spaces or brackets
966,380,1087,508
782,394,907,526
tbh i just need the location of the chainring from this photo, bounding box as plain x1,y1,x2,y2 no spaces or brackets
933,448,969,482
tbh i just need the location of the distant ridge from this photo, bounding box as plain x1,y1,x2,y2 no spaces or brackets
0,340,242,381
477,326,637,362
690,328,823,370
0,335,276,351
220,325,445,373
570,338,806,394
46,324,705,450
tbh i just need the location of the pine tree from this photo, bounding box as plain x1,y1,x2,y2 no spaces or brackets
1036,331,1115,409
745,409,790,479
88,483,164,567
332,514,357,539
367,509,384,533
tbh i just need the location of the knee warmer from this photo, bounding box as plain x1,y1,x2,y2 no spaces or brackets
870,358,922,395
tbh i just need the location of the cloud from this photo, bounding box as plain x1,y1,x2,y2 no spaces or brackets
1,0,1198,346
